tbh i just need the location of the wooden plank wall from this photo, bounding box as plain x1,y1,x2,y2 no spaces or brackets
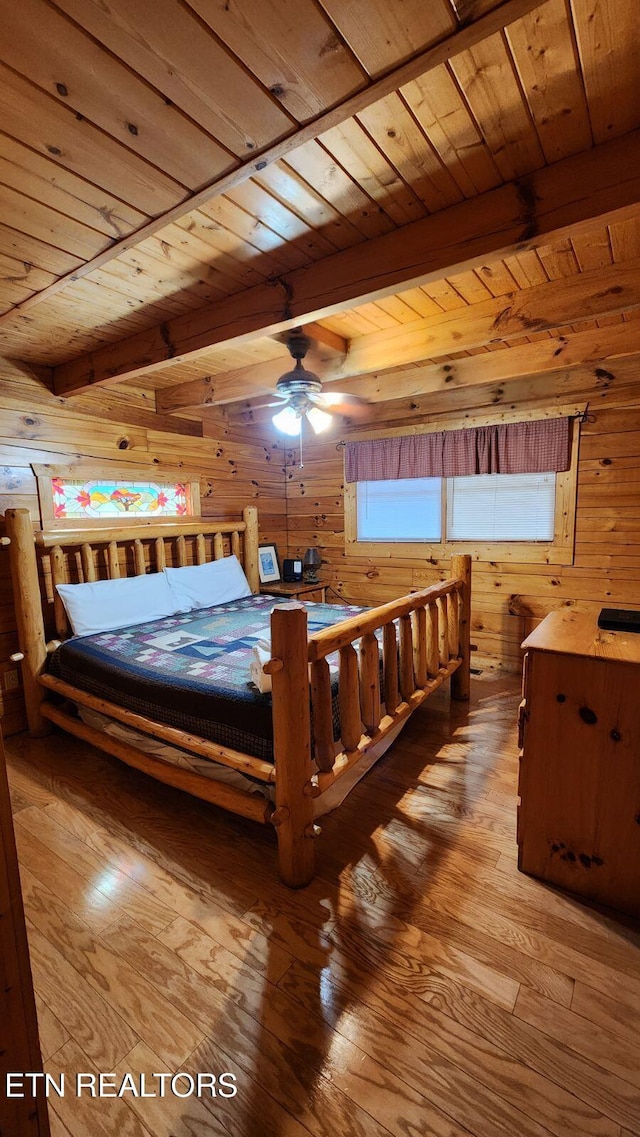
0,360,286,735
283,372,640,675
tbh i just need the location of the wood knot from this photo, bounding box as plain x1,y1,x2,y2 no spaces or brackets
579,706,597,725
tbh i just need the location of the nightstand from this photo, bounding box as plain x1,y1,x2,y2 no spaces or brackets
260,581,327,603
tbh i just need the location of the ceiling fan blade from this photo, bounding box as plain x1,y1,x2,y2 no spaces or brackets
238,394,289,410
314,391,369,409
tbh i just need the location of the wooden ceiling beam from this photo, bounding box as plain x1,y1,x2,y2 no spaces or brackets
52,126,640,395
0,0,543,329
155,322,347,413
225,314,640,425
154,257,640,414
339,260,640,376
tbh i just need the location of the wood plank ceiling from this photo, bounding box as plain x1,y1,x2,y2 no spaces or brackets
0,0,639,418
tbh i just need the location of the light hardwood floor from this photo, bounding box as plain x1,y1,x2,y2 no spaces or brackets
6,675,640,1137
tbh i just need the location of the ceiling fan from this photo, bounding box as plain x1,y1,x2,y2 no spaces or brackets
268,328,365,436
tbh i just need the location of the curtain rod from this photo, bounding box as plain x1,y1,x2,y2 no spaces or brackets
335,406,591,449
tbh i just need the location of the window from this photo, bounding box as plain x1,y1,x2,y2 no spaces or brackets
33,465,201,529
355,472,555,544
345,418,580,566
356,478,442,542
446,473,555,542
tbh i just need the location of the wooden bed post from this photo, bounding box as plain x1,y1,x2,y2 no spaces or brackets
243,505,260,594
451,554,472,702
5,509,50,736
270,603,315,887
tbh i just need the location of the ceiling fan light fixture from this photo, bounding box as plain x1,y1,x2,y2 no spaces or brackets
272,406,301,436
307,407,332,434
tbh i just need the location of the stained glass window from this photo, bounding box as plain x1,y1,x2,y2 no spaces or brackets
51,477,193,520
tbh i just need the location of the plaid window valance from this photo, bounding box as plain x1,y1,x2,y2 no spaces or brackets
344,417,572,483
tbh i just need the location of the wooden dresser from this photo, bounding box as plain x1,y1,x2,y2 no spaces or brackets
518,610,640,916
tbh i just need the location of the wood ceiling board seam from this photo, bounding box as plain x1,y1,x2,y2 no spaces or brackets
319,117,430,226
356,91,465,214
51,0,295,155
569,226,613,274
225,179,341,259
474,260,522,298
0,0,546,325
0,0,235,189
0,223,83,276
253,163,365,251
399,64,503,198
51,125,640,394
184,0,368,122
505,0,593,164
0,182,118,262
91,265,225,318
316,0,457,77
609,217,640,265
197,198,314,274
0,62,188,215
570,0,640,145
501,248,550,288
160,220,277,296
0,132,149,238
284,138,396,241
449,29,546,181
129,239,250,300
535,239,581,282
0,254,57,293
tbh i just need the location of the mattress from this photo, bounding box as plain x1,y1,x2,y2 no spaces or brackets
48,594,370,762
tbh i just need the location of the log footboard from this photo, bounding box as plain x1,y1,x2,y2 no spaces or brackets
268,554,471,887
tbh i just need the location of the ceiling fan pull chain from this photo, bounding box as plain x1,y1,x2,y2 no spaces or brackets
299,422,304,469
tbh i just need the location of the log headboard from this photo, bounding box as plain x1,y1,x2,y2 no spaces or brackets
4,505,260,734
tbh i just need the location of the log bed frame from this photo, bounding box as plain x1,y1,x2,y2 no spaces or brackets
3,505,471,888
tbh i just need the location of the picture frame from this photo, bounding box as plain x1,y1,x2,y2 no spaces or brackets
258,543,281,584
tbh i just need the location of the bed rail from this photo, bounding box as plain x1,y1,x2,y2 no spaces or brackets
268,554,471,886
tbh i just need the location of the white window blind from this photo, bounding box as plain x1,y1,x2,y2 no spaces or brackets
446,472,556,541
356,478,442,542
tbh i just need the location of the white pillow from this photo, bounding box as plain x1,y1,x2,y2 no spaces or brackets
57,573,179,637
164,555,251,612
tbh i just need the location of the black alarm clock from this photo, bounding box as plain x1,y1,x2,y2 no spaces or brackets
283,558,303,582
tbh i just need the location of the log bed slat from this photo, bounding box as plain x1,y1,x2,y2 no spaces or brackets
155,536,166,571
80,543,96,583
359,631,381,736
338,643,363,753
310,658,335,773
399,613,415,702
426,603,440,678
383,621,399,714
50,544,69,639
107,540,120,579
133,538,145,576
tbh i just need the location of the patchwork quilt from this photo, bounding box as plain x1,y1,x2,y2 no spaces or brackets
49,594,370,762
